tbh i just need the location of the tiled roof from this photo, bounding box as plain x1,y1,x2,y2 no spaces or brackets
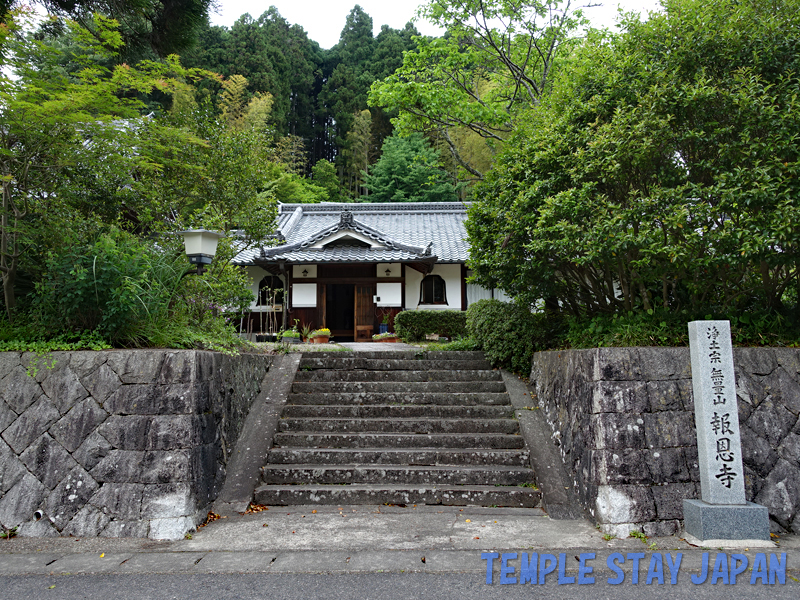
234,202,469,265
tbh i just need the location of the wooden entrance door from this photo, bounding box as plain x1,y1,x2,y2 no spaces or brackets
354,284,375,341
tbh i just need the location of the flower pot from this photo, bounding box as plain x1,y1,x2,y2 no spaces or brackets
282,337,301,344
379,323,389,334
375,337,398,343
311,336,330,344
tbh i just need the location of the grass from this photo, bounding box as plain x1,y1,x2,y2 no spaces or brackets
629,530,648,543
411,337,481,352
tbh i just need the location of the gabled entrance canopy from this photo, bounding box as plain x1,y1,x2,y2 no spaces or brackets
256,209,438,275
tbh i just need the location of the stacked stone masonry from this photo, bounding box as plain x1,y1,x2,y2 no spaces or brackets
0,350,271,540
530,347,800,538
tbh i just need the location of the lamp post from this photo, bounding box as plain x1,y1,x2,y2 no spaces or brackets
179,229,224,275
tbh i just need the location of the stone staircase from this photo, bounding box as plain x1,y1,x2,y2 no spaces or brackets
253,350,541,507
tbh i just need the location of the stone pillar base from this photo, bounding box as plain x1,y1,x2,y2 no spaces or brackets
683,499,770,542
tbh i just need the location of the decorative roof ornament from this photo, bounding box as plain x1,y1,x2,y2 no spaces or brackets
425,242,433,256
340,211,354,226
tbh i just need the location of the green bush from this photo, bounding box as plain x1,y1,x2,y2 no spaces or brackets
466,299,565,374
566,309,800,349
394,309,467,341
32,230,187,344
29,229,254,352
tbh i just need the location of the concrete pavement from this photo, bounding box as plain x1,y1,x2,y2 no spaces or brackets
0,504,797,576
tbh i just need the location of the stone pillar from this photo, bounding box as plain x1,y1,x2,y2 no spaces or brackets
683,320,770,542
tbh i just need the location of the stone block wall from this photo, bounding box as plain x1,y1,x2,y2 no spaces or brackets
530,347,800,537
0,350,271,539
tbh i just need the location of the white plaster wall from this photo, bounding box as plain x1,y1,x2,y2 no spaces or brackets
376,282,402,307
404,263,462,310
245,266,271,309
292,283,317,308
466,283,493,307
465,269,511,306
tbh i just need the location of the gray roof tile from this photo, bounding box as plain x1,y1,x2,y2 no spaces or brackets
234,202,469,265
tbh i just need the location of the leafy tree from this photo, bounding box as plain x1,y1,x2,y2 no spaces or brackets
340,109,372,197
183,8,323,144
0,10,210,317
369,0,586,180
319,6,377,152
39,0,213,58
467,0,800,320
364,133,459,202
311,159,345,202
274,134,309,175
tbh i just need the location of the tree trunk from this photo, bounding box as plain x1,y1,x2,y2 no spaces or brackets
1,184,17,320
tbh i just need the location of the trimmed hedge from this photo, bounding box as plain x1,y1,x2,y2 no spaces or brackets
466,299,564,375
394,309,467,342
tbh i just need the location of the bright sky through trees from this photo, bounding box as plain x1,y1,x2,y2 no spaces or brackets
210,1,664,49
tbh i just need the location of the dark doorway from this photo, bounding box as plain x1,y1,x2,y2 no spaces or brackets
326,284,355,341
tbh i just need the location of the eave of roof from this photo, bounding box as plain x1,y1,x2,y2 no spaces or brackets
234,201,470,266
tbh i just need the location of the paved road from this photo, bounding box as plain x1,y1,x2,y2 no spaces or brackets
0,573,796,600
1,506,796,599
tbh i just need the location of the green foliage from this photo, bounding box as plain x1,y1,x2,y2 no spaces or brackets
467,0,800,331
395,309,467,341
312,159,345,202
0,332,111,353
27,228,254,353
466,299,564,374
566,310,800,349
363,133,459,202
420,336,481,351
272,172,328,204
183,5,419,174
369,0,586,180
31,230,188,345
0,10,215,316
41,0,213,58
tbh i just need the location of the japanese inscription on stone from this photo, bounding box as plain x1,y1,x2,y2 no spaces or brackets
688,320,746,505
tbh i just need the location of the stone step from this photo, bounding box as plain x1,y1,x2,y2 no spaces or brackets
282,404,514,419
291,381,507,394
287,392,511,406
261,464,535,486
266,448,531,467
294,369,501,383
273,432,525,449
278,417,520,434
298,358,493,371
253,484,541,507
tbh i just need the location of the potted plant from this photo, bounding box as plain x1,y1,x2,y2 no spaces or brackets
300,323,314,342
379,313,390,334
309,328,331,344
372,332,399,343
279,329,301,344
